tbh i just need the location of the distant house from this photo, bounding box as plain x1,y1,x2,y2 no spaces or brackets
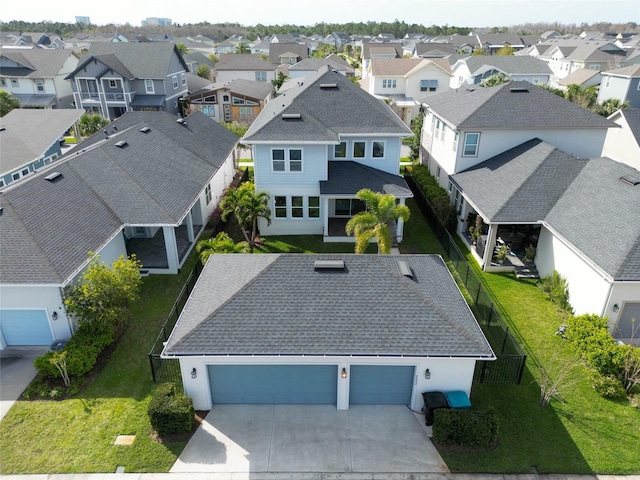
0,109,83,188
601,108,640,170
597,65,640,107
412,42,458,58
65,42,189,120
182,51,215,76
0,48,79,109
287,55,354,79
449,56,552,88
557,68,601,91
323,32,352,50
361,41,403,78
448,34,480,55
214,54,277,84
268,43,309,65
475,33,528,54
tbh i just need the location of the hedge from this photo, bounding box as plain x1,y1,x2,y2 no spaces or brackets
148,382,195,436
432,408,499,447
407,164,458,231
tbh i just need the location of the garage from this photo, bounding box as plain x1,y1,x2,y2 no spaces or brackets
0,309,53,346
208,365,338,404
349,365,415,405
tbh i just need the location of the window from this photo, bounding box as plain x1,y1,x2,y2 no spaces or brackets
453,131,459,152
275,196,287,218
420,79,438,92
255,71,267,82
532,78,540,85
308,196,320,218
334,142,346,158
382,78,397,89
223,95,230,102
605,76,611,88
12,172,21,181
372,141,385,158
239,107,253,119
0,179,4,187
0,79,5,87
589,64,601,71
436,165,441,181
448,180,453,193
201,105,215,117
335,198,366,216
272,148,301,172
11,79,19,87
463,133,480,156
35,79,45,92
145,79,154,93
435,119,443,141
272,149,285,171
291,196,304,218
108,79,117,88
172,75,178,88
205,184,212,205
289,149,302,172
204,94,216,103
353,141,366,158
21,168,30,176
232,97,245,105
181,73,186,86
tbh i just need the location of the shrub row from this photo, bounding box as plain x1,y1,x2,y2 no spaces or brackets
538,270,573,314
34,322,114,379
407,164,458,231
432,408,499,447
148,382,195,436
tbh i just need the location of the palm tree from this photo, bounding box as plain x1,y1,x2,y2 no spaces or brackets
234,41,250,54
345,189,410,254
175,43,189,55
196,232,249,264
219,182,271,251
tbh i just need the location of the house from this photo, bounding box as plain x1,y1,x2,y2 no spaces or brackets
0,32,64,49
366,58,452,125
449,140,640,344
0,109,82,188
161,253,495,410
557,67,601,91
186,78,273,124
448,34,480,55
449,56,552,88
0,111,239,350
475,33,528,54
0,48,79,109
412,42,458,58
597,65,640,107
214,54,277,84
323,32,352,50
360,41,403,78
242,66,413,241
601,108,640,170
65,42,189,120
268,42,309,65
287,55,354,79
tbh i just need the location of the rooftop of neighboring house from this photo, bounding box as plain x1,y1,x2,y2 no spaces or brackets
602,64,640,77
423,80,615,130
243,66,411,144
451,138,640,281
610,108,640,146
448,34,480,48
0,48,78,78
0,109,83,175
414,42,458,57
162,253,495,358
453,55,552,75
288,55,354,74
216,53,277,71
370,57,452,76
0,111,239,286
558,67,601,86
476,33,527,46
268,42,309,64
362,41,403,59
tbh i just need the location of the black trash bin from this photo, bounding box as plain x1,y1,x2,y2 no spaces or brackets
422,391,449,426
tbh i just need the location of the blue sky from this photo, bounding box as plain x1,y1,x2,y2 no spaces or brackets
1,0,637,27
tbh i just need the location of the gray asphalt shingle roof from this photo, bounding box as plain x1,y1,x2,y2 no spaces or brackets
216,54,276,71
456,56,552,75
320,161,412,197
163,254,495,358
0,49,76,78
618,109,640,146
243,66,411,143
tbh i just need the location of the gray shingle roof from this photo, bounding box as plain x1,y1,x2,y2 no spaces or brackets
289,56,353,74
618,108,640,146
216,54,276,71
0,49,76,78
320,161,412,197
163,254,495,358
268,43,309,64
371,58,423,76
224,79,274,100
558,67,601,86
424,81,615,129
456,56,552,75
602,64,640,77
0,111,239,285
243,66,411,143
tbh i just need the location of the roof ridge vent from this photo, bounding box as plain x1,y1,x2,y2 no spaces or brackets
510,87,529,92
314,259,345,271
282,113,301,119
176,117,187,126
319,83,338,89
114,140,128,148
0,127,6,132
398,260,414,279
140,126,151,133
44,171,63,182
620,175,640,186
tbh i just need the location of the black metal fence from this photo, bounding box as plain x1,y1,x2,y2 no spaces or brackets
405,175,527,385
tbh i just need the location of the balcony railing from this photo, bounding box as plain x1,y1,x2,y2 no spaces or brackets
105,92,126,101
78,92,127,101
80,92,100,101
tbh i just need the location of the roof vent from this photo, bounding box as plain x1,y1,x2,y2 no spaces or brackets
140,126,151,133
319,83,338,89
0,127,5,132
510,87,529,93
44,171,63,182
314,260,345,271
176,117,187,126
282,113,301,119
620,175,640,186
398,261,413,279
114,140,128,148
0,207,3,216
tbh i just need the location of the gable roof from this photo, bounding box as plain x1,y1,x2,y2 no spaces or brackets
289,55,354,74
476,33,526,47
424,81,615,130
0,111,238,286
455,55,552,76
602,64,640,77
613,108,640,146
415,42,457,57
243,66,411,143
268,42,309,64
0,49,76,78
216,53,277,71
558,67,601,86
362,41,403,60
162,254,495,358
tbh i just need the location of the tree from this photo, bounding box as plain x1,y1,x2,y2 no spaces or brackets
78,113,109,137
0,90,20,117
222,121,251,159
596,98,628,117
219,182,271,252
409,112,423,161
345,189,410,254
196,64,210,79
479,72,511,87
196,232,249,264
234,41,250,54
495,45,515,55
64,253,142,329
175,43,189,55
271,71,288,91
311,42,338,58
536,352,580,407
208,53,219,63
471,46,487,56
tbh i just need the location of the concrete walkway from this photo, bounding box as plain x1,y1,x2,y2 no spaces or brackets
0,347,46,421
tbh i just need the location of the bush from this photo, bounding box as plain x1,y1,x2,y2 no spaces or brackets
409,164,458,231
538,270,573,314
592,374,626,399
148,382,195,436
432,408,499,447
567,314,618,376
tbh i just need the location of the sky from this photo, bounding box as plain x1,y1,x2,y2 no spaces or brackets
1,0,638,28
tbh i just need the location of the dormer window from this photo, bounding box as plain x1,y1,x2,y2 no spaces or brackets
145,79,154,94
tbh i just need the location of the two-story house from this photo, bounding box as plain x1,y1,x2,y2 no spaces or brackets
287,55,354,79
65,43,189,120
365,58,452,125
0,49,79,109
360,41,403,79
243,66,413,242
449,56,553,88
214,54,277,84
597,65,640,108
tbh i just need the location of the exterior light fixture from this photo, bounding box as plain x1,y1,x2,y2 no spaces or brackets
424,368,431,380
191,368,197,379
341,368,348,379
52,311,58,321
613,304,620,313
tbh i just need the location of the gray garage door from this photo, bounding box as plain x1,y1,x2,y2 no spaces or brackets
349,365,415,405
0,310,53,346
208,365,338,404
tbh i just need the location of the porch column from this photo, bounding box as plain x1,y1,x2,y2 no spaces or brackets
185,211,194,242
396,198,406,243
322,197,329,237
163,226,180,273
483,223,498,270
336,364,350,410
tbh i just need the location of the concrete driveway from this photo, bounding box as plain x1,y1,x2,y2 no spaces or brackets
0,347,46,421
171,404,448,474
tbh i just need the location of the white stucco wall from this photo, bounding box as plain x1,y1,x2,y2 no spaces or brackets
604,282,640,337
601,116,640,171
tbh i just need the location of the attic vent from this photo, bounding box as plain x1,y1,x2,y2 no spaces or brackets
620,175,640,186
140,127,151,133
176,117,187,126
282,113,301,120
314,260,345,271
44,171,63,182
319,83,338,89
0,127,5,132
114,140,128,148
510,87,529,93
398,261,413,279
0,207,3,216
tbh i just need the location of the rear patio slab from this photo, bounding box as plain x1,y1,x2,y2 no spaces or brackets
171,404,448,474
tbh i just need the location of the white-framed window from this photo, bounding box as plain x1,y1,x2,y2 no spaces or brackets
289,149,302,171
11,79,19,87
272,149,285,171
145,79,154,93
447,180,453,193
201,105,215,117
382,78,397,89
463,132,480,156
172,75,178,88
232,97,245,105
271,148,302,172
453,131,459,152
223,95,230,102
436,165,441,181
239,107,253,119
12,172,21,181
308,196,320,218
334,141,346,158
205,184,212,205
255,71,267,82
353,141,366,158
274,196,287,217
605,76,611,88
420,79,438,92
35,79,45,92
21,168,30,176
0,178,4,187
181,73,186,86
335,198,366,216
291,196,304,218
108,79,117,88
435,119,443,141
589,64,601,71
454,189,463,215
204,94,216,103
372,141,385,158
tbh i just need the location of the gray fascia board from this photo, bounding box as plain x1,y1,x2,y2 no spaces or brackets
162,351,495,359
